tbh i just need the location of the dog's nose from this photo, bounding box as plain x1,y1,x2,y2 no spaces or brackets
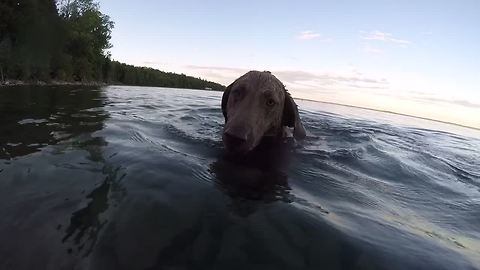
224,131,248,145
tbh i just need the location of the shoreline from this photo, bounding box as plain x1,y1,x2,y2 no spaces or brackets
0,79,107,87
0,80,223,91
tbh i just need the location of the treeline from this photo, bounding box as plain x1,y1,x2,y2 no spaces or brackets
108,61,224,90
0,0,224,90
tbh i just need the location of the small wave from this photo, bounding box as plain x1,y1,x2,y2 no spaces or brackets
420,150,480,187
18,118,48,125
329,148,365,161
179,115,196,121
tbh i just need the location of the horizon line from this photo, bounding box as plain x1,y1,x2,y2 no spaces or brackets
295,97,480,132
97,84,480,132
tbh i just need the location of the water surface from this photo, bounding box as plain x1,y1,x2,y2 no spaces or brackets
1,85,479,270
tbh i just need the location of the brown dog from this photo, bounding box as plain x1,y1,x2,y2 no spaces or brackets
221,71,306,154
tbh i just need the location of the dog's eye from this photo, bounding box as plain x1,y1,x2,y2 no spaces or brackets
266,98,276,107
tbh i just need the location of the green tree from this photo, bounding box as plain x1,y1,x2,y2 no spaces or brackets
0,0,224,90
107,61,225,91
58,0,113,81
0,36,11,82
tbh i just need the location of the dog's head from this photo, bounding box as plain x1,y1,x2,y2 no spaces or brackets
221,71,306,154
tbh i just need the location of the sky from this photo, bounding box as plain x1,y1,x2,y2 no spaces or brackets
99,0,480,129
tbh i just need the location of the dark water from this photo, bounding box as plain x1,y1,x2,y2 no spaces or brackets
1,86,479,270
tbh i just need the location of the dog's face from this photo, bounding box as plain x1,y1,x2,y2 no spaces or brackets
221,71,305,154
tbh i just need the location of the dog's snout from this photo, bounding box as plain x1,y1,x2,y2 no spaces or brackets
224,124,250,141
224,131,247,145
223,126,253,154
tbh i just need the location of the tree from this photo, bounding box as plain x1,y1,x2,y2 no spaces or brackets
57,0,113,81
0,37,11,82
0,0,224,90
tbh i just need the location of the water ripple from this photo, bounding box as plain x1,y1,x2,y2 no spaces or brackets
1,86,479,269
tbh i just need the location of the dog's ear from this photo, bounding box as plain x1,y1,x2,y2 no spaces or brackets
282,92,296,128
221,83,233,121
283,92,307,139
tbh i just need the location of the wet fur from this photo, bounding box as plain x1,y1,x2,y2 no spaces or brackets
221,70,306,154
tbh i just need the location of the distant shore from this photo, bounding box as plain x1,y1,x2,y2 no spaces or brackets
0,80,223,91
0,80,107,87
2,81,477,131
297,97,480,132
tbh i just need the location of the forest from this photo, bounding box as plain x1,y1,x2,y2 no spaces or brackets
0,0,225,90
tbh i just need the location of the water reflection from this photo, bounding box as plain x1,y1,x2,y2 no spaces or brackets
0,86,126,267
209,138,295,216
0,86,109,159
62,165,126,257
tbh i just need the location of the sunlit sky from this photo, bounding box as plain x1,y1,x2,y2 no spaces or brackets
100,0,480,129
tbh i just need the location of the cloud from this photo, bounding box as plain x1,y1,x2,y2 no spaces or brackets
184,65,247,85
410,94,480,109
185,65,388,92
297,30,321,40
361,30,411,45
274,70,387,85
296,30,333,42
451,99,480,108
275,70,389,92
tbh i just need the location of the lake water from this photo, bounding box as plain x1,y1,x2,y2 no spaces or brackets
1,85,479,270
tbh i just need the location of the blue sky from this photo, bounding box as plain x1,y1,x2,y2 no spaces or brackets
100,0,480,128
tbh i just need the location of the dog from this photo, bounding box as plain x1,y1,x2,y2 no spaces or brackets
221,70,306,154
